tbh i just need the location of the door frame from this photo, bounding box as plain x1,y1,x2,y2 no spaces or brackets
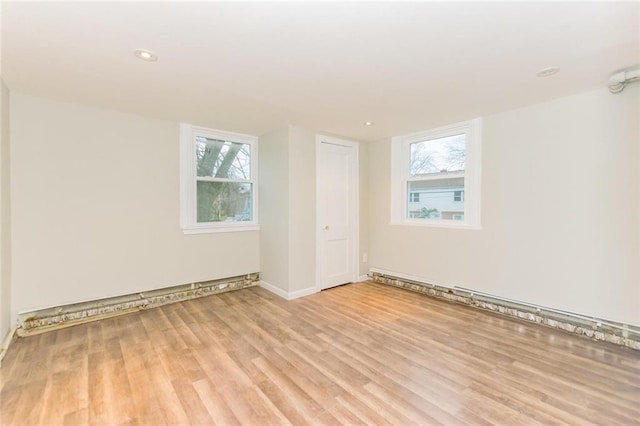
315,134,359,292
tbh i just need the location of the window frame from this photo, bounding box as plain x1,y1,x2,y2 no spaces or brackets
391,118,482,230
180,123,259,234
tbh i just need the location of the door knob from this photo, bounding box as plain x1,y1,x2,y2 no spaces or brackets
323,225,330,230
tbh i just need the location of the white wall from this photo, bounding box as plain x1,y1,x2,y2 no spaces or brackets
288,126,317,293
258,127,290,292
259,126,368,296
369,87,640,325
0,79,11,341
10,94,260,320
259,125,319,295
358,142,369,277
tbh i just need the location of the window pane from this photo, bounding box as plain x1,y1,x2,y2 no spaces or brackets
197,181,253,223
407,177,464,220
410,134,465,176
196,137,251,180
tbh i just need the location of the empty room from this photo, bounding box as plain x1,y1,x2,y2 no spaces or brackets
0,1,639,425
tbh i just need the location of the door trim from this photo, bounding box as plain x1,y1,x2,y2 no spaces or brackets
315,135,359,292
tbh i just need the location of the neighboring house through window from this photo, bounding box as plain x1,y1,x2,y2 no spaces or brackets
390,118,481,229
180,123,259,233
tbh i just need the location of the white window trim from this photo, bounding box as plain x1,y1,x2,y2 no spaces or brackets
180,123,259,234
390,118,482,230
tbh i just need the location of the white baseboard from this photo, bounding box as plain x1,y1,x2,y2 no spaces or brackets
289,286,318,300
259,280,289,299
358,274,370,282
259,281,318,300
0,326,17,365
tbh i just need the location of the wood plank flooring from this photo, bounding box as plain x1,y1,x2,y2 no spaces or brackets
1,282,639,425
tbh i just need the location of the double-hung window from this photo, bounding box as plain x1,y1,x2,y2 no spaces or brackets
391,118,481,229
180,123,258,233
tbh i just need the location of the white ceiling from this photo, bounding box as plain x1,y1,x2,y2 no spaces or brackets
1,1,638,141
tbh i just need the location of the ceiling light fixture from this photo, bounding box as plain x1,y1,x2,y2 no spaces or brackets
363,121,374,126
134,49,158,62
536,67,559,78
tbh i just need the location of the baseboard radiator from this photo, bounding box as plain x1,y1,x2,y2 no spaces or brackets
369,271,640,351
16,273,260,337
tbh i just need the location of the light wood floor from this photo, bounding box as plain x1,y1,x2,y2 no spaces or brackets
1,282,639,425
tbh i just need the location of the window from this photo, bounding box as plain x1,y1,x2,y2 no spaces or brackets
390,118,481,229
180,123,258,233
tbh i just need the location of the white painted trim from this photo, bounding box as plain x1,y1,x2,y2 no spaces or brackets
288,286,319,300
358,274,370,282
390,118,482,229
396,220,482,231
190,125,258,145
259,280,289,299
259,281,318,300
315,135,360,292
179,123,259,233
353,141,360,289
315,139,322,292
0,326,17,365
183,224,260,234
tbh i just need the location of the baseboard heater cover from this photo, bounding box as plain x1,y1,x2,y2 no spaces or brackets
369,271,640,351
16,273,260,337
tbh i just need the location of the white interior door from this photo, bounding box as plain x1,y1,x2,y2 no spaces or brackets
317,136,358,290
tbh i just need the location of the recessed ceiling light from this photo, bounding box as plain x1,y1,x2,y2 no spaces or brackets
363,121,374,126
536,67,559,78
134,49,158,62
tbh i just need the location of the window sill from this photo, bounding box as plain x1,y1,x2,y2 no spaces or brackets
393,220,482,230
182,224,260,234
